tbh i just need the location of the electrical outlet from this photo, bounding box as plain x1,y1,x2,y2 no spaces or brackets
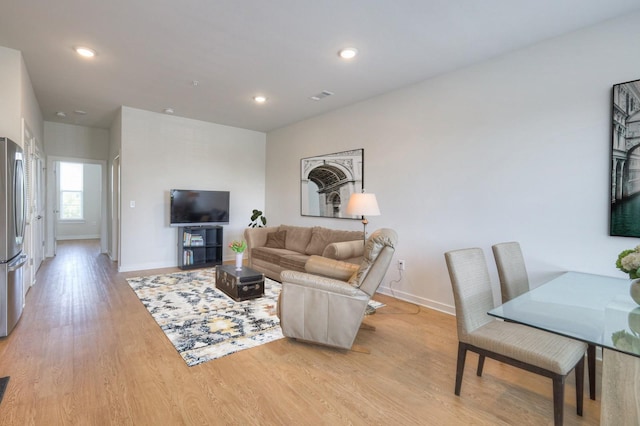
398,260,405,270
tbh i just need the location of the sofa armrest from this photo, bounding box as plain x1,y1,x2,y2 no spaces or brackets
305,255,358,281
322,240,364,261
244,226,280,250
244,226,281,266
280,270,363,297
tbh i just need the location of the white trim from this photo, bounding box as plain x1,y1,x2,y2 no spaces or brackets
56,235,100,240
377,284,455,315
118,260,176,273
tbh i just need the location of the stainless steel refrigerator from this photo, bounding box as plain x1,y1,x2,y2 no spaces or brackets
1,137,27,337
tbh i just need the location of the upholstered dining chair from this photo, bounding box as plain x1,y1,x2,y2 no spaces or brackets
445,248,586,426
492,241,597,401
278,228,397,351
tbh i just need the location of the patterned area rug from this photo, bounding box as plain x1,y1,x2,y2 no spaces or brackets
127,268,384,367
127,268,283,366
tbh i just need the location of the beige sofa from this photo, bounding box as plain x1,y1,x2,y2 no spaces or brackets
244,225,364,281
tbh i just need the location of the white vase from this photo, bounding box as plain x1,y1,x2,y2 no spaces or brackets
235,252,244,270
630,278,640,305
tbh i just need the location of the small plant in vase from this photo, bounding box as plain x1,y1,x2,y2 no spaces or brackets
229,240,247,270
616,246,640,278
616,246,640,304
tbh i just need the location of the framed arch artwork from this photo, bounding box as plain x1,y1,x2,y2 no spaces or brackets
611,78,640,237
301,149,363,219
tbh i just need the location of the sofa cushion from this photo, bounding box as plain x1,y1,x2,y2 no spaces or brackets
280,225,313,253
305,227,364,255
252,247,298,265
279,254,310,272
264,230,287,249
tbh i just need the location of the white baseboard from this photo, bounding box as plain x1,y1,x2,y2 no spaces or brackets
118,261,176,273
56,235,100,240
377,284,455,316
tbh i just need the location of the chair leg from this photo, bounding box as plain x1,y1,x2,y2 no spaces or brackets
552,376,566,426
587,344,596,400
476,354,485,376
455,342,468,396
575,357,584,417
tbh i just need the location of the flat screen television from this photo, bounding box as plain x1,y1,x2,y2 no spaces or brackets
170,189,230,226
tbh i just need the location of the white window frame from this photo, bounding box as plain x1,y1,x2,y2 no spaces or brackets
59,162,84,221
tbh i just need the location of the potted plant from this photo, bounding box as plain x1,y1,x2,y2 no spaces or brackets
616,246,640,304
229,240,247,270
248,209,267,228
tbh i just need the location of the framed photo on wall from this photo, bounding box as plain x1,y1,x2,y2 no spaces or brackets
611,78,640,237
300,149,363,219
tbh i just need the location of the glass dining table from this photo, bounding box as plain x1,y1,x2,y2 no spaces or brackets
488,271,640,425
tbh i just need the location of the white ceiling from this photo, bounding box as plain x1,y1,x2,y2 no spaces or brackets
1,0,639,132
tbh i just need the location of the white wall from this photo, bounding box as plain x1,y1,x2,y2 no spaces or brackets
0,46,43,148
119,107,266,272
108,110,122,262
266,12,640,314
44,122,109,160
20,54,43,147
0,47,22,143
56,163,102,239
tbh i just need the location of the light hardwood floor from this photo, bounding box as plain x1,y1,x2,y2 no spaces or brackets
0,240,601,425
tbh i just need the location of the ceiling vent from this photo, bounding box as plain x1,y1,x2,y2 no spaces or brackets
310,90,334,101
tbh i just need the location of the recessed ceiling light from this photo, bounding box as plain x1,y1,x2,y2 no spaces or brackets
253,95,267,104
163,108,174,114
56,111,66,118
74,46,96,58
74,110,87,115
338,47,358,60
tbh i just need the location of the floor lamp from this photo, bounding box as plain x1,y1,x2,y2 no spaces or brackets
346,191,380,243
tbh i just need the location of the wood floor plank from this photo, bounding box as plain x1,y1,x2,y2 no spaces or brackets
0,239,601,425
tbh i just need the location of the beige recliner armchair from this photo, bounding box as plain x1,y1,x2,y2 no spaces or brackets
278,228,397,350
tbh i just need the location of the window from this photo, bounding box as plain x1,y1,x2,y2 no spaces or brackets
60,162,83,220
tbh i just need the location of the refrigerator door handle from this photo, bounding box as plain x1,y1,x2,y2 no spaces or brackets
13,155,26,243
8,254,27,272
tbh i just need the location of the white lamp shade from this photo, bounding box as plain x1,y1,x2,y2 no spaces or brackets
346,193,380,216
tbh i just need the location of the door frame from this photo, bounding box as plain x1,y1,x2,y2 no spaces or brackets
32,147,45,274
22,120,33,295
45,156,108,257
110,155,120,264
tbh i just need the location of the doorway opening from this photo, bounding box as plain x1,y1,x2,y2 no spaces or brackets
46,157,108,257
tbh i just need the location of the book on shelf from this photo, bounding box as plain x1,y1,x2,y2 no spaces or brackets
184,249,193,265
183,232,205,247
190,235,204,246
